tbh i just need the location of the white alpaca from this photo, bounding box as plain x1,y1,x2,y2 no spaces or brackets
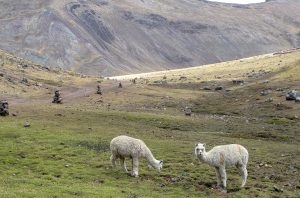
110,135,163,177
195,143,248,192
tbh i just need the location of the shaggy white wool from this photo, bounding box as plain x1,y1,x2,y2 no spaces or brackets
195,143,248,191
110,135,163,177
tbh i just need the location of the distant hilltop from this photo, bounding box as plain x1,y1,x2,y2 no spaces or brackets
0,0,299,76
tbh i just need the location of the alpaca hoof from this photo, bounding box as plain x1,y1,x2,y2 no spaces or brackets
131,172,138,177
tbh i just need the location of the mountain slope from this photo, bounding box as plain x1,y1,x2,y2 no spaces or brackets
0,0,300,76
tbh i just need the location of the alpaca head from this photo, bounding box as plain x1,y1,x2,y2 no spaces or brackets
154,160,163,173
195,143,206,156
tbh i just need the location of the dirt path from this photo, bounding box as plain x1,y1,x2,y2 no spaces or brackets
8,80,130,105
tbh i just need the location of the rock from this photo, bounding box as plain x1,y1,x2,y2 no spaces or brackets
12,113,17,116
232,80,245,85
273,185,283,193
184,107,192,116
20,77,28,84
170,177,178,183
265,98,273,102
261,90,272,96
203,87,211,90
179,76,187,80
264,164,272,168
263,80,269,83
24,121,30,128
295,97,300,102
0,73,4,77
286,90,300,101
160,183,166,187
284,183,292,187
288,164,295,171
215,86,223,91
0,100,9,116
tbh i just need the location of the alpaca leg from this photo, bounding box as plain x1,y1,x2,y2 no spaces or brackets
215,167,221,187
239,166,248,187
120,156,128,173
131,157,139,177
219,167,227,192
110,154,117,168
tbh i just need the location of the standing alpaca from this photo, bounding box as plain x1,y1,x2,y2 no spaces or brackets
110,135,163,177
195,143,248,192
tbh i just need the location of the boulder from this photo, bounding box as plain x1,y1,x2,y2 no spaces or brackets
0,100,9,116
286,90,299,101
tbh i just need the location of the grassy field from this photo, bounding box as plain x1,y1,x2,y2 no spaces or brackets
0,49,300,197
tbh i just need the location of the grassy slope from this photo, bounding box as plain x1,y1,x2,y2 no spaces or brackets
0,49,299,197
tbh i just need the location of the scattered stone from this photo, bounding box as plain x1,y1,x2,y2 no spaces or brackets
179,76,187,80
52,90,62,104
24,121,30,128
265,98,273,102
276,88,284,91
96,84,102,95
203,87,211,90
12,113,17,116
0,73,4,77
284,183,292,187
296,97,300,102
232,80,244,85
118,82,123,88
0,100,9,116
160,183,166,187
288,164,295,171
262,80,269,84
273,185,283,193
286,90,300,101
20,77,28,84
215,86,223,91
184,107,192,116
260,90,272,96
170,177,179,183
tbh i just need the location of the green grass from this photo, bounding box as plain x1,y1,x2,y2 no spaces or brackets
0,104,299,197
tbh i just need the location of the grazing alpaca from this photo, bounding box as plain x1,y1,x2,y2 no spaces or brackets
195,143,248,192
110,135,163,177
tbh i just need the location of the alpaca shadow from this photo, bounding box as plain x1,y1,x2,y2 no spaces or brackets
198,181,215,188
226,187,241,193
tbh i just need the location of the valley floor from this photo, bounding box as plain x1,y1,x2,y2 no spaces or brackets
0,50,300,197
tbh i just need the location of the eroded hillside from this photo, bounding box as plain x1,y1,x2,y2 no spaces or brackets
0,0,300,75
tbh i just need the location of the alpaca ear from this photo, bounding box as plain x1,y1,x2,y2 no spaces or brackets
203,143,206,147
160,160,163,164
195,143,199,146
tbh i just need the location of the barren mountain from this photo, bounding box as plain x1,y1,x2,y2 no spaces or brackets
0,0,299,76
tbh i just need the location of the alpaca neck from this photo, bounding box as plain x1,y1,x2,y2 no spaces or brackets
199,151,212,165
144,147,159,167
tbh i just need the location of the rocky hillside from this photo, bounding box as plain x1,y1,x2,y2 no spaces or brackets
0,0,300,76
